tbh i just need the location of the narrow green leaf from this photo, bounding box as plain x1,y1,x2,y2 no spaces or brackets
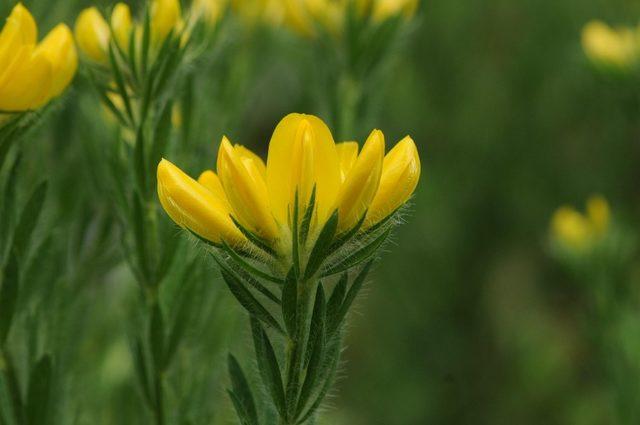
281,269,297,337
227,354,258,425
329,211,367,252
164,286,193,367
26,355,52,425
150,303,165,372
292,191,301,278
326,273,347,333
141,9,151,77
12,181,47,261
130,195,150,283
221,241,283,284
0,254,19,345
128,25,140,84
133,125,148,198
0,373,17,425
296,285,326,417
219,268,284,334
229,215,277,257
108,43,135,125
304,210,339,280
321,228,389,277
299,186,316,245
132,338,153,405
331,261,374,335
215,254,281,305
149,100,173,177
251,318,286,417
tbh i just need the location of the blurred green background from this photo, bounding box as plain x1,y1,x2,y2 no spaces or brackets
5,0,640,423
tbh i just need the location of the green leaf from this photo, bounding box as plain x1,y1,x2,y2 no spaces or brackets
329,211,366,252
221,241,283,284
227,354,259,425
149,100,173,177
326,273,347,333
150,303,165,372
281,268,298,337
331,261,373,335
133,125,148,198
229,216,277,257
12,181,47,261
130,195,150,284
216,255,281,305
26,355,52,425
303,210,339,280
0,254,19,345
0,373,17,425
131,338,153,405
291,190,302,278
164,285,193,367
299,186,316,245
108,43,135,125
296,285,326,417
321,228,389,277
219,267,284,334
250,318,286,417
141,9,151,77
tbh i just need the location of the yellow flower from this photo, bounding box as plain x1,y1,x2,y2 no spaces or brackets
0,3,77,112
367,0,419,23
151,0,182,42
193,0,228,26
75,1,182,63
582,20,639,69
365,136,420,227
157,113,420,252
550,195,611,252
111,3,133,49
74,7,110,63
157,158,244,245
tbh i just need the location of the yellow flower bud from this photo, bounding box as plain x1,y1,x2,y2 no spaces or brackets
370,0,419,23
586,195,610,236
193,0,228,25
217,137,279,240
582,20,638,69
365,136,420,227
151,0,182,42
551,207,591,251
266,113,341,229
111,3,133,49
157,158,244,245
35,24,78,100
198,170,229,206
336,130,384,232
336,141,359,181
75,7,110,63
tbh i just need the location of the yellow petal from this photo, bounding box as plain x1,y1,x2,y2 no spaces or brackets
365,136,420,227
336,141,358,182
75,7,110,63
235,144,267,179
337,130,384,232
586,195,610,236
157,158,244,245
151,0,182,42
266,113,340,228
218,137,279,239
111,3,133,49
35,24,77,100
193,0,228,25
198,169,230,207
0,3,38,85
0,47,52,111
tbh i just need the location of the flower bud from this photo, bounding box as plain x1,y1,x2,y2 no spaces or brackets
151,0,182,42
336,130,384,232
157,158,244,245
74,7,110,63
586,195,610,236
551,206,591,251
198,170,229,206
582,20,638,70
336,141,359,181
370,0,419,23
266,113,340,229
365,136,420,227
218,137,279,240
35,24,77,101
111,3,133,49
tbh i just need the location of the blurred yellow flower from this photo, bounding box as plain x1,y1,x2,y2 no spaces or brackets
75,0,182,63
157,113,420,251
582,20,639,70
0,3,77,112
283,0,419,37
193,0,228,26
551,195,610,252
231,0,286,28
